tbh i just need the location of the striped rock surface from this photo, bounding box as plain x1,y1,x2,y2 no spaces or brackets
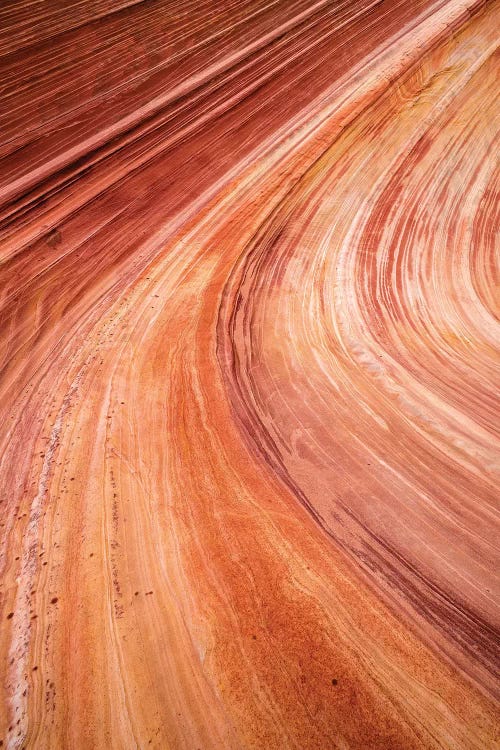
0,1,499,748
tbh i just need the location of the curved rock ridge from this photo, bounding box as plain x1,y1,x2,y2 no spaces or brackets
0,1,499,748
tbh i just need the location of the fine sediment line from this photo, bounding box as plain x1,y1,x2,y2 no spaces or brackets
0,1,499,748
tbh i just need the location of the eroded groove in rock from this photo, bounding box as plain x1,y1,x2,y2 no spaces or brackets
0,1,498,748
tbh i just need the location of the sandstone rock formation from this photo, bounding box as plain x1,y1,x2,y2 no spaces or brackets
0,1,499,747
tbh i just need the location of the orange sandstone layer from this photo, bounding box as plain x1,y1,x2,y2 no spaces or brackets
0,1,499,748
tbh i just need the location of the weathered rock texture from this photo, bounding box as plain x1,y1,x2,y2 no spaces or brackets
0,1,499,747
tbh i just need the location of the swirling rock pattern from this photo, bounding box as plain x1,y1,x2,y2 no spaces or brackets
0,1,499,748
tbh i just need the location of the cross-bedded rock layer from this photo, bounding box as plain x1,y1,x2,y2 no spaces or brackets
0,1,499,748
